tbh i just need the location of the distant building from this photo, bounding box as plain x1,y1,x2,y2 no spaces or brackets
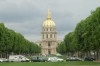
40,10,57,55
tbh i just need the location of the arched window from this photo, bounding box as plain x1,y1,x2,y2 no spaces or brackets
54,34,55,38
46,34,48,38
43,34,44,39
47,28,48,31
48,49,51,55
50,28,52,31
48,41,50,46
50,34,52,38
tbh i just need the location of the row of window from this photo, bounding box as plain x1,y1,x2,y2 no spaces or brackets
43,28,55,31
43,34,55,39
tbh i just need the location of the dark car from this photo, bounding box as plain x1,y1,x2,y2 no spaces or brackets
84,57,96,61
66,57,83,61
31,56,47,62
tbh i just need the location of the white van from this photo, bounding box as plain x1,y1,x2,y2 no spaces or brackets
9,55,29,62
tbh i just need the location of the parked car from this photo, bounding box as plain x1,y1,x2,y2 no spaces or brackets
0,58,3,62
66,57,83,61
48,57,64,62
84,57,96,61
0,58,8,62
9,55,30,62
31,56,47,62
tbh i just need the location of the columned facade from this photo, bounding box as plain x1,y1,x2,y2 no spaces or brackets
41,10,57,55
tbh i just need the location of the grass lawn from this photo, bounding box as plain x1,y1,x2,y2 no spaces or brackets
0,61,100,66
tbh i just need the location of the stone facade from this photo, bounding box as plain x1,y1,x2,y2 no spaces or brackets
40,10,57,55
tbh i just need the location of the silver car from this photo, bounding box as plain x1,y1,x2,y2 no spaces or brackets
0,58,8,62
48,57,64,62
0,59,3,62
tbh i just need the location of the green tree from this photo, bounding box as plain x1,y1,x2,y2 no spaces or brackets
57,41,66,54
0,23,41,58
74,7,100,59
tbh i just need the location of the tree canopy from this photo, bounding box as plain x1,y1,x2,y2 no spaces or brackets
0,23,41,58
57,7,100,59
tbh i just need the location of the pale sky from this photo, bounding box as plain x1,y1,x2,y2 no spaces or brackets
0,0,100,41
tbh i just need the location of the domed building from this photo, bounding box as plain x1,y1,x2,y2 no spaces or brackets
41,10,57,55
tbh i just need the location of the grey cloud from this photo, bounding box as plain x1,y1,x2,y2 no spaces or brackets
0,0,100,41
0,0,42,22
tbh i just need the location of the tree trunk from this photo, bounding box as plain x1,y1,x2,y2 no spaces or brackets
96,50,99,60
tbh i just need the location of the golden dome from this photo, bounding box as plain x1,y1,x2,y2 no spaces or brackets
43,10,55,27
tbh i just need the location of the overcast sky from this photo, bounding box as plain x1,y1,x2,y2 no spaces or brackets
0,0,100,41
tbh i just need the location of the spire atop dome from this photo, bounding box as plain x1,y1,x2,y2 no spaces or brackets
47,9,51,19
43,9,55,27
